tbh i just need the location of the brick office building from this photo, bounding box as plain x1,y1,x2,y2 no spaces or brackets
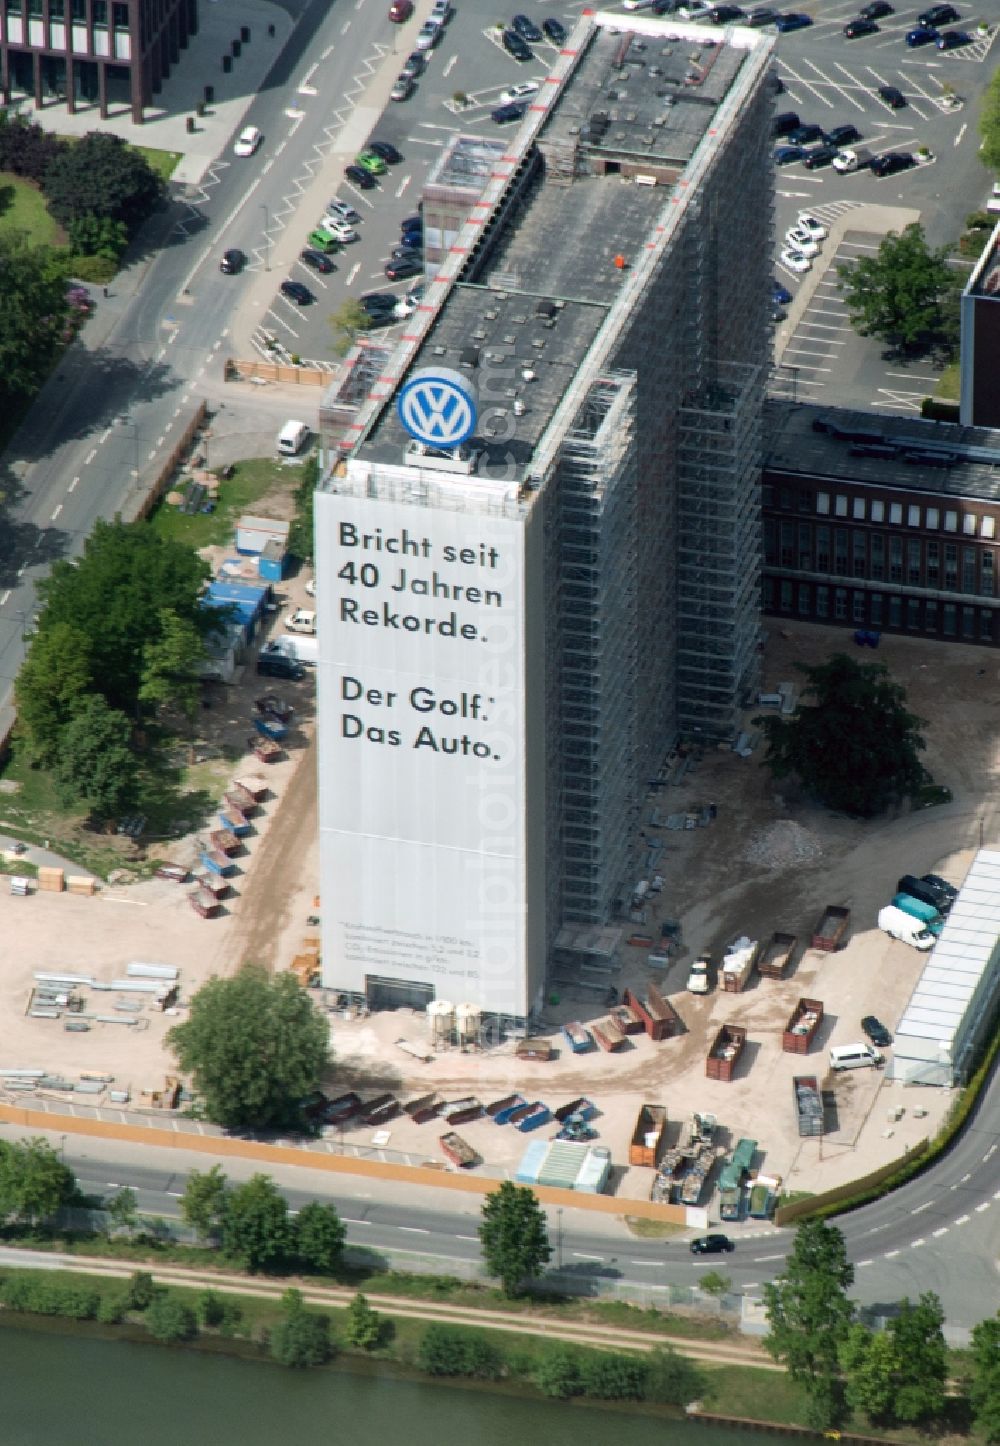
762,401,1000,647
0,0,197,123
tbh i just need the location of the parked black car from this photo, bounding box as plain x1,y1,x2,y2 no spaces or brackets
861,1015,892,1048
219,248,246,274
844,16,879,36
773,110,800,137
280,279,313,304
492,100,528,123
871,150,914,176
918,2,958,23
510,11,543,41
368,140,403,164
345,162,378,189
878,84,906,108
922,873,958,903
825,123,861,147
542,16,566,40
803,144,838,169
859,0,893,14
502,27,532,59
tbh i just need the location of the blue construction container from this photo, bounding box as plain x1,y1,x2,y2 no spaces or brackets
514,1139,547,1185
516,1103,552,1133
258,539,290,582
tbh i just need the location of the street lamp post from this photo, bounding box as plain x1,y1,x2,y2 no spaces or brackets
260,203,271,272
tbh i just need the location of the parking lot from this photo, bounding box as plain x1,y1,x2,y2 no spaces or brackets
252,0,590,365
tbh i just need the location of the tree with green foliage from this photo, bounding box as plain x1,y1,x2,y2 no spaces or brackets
138,608,206,723
66,214,129,263
699,1271,731,1297
329,299,372,357
980,66,1000,172
221,1174,291,1272
417,1324,502,1379
167,965,329,1132
37,519,212,720
839,1322,897,1421
106,1186,139,1238
269,1288,333,1368
970,1311,1000,1444
837,223,956,354
885,1293,948,1423
43,130,165,231
0,230,69,410
754,653,928,817
96,1292,128,1325
763,1220,854,1429
51,692,138,819
534,1345,583,1398
145,1292,197,1343
180,1164,227,1241
124,1271,158,1311
479,1181,552,1297
0,1138,75,1224
0,112,62,181
287,455,319,562
15,623,94,765
644,1347,706,1406
294,1200,346,1276
344,1292,382,1350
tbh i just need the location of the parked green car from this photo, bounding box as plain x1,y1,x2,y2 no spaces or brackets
355,149,388,175
306,229,340,254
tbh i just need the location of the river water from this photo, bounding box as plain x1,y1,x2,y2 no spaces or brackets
0,1319,779,1446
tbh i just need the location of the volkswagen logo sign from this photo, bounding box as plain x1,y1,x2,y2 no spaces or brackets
397,367,478,449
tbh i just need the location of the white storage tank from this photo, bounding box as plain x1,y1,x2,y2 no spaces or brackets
455,1002,481,1045
426,1000,455,1044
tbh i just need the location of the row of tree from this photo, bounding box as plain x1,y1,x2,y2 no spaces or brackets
17,520,214,822
178,1165,345,1275
765,1219,1000,1441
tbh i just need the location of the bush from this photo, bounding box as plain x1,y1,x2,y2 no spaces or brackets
344,1292,382,1350
96,1292,128,1325
124,1271,158,1311
966,210,994,230
579,1351,648,1401
534,1346,583,1398
65,253,119,284
0,1276,99,1319
197,1289,225,1327
269,1299,333,1369
145,1293,197,1343
644,1347,707,1405
417,1324,503,1379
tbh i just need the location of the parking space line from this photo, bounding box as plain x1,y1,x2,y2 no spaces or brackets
776,59,830,107
800,55,862,112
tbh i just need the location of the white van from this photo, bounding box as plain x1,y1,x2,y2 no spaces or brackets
877,904,935,951
276,419,310,456
830,1042,884,1072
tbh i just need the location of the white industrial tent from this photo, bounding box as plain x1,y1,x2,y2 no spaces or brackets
890,847,1000,1086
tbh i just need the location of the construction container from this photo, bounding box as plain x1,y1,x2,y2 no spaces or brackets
721,936,758,993
592,1017,626,1051
758,931,797,979
66,875,97,896
705,1023,747,1081
37,867,64,893
628,1103,667,1166
623,984,682,1042
782,997,824,1054
794,1076,825,1136
811,905,850,951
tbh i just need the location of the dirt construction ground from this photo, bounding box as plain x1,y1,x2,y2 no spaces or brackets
2,620,998,1222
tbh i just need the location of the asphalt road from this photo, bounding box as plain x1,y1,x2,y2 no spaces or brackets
23,1044,996,1332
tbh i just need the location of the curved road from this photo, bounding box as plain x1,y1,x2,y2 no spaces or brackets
8,1050,997,1334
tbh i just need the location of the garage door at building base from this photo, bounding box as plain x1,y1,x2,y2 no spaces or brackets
366,975,435,1011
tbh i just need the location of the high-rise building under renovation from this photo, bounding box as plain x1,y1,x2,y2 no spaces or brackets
315,11,774,1022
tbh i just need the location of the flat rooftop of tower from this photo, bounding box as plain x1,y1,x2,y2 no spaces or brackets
342,11,771,484
357,283,609,476
764,400,1000,502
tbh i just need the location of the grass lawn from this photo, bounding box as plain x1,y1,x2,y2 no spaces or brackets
132,145,182,181
0,171,60,246
935,360,960,401
149,457,293,549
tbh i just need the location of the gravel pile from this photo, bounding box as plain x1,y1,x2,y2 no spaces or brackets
744,820,823,871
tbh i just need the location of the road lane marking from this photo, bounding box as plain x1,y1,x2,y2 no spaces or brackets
456,1235,479,1242
50,504,62,521
911,1201,931,1214
984,1144,997,1161
752,1254,783,1262
0,591,9,606
99,428,111,444
444,53,457,76
932,1227,949,1237
956,122,967,146
975,1202,990,1212
341,18,351,31
399,1226,429,1233
885,1249,900,1258
346,262,361,285
960,1171,972,1182
303,61,318,82
68,477,79,492
395,175,411,198
85,448,97,465
322,43,335,57
856,1260,872,1267
572,1252,603,1261
885,372,939,381
911,1237,926,1248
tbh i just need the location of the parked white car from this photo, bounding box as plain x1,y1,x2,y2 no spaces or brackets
321,216,358,243
233,125,262,158
832,148,861,173
784,226,820,257
796,213,828,240
780,247,811,273
304,578,316,598
500,81,540,105
678,0,712,15
687,954,711,994
286,608,317,635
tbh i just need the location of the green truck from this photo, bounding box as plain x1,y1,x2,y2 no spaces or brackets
718,1137,757,1221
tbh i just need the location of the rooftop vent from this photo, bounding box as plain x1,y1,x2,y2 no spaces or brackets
433,345,446,356
535,299,557,319
522,367,537,382
460,345,480,367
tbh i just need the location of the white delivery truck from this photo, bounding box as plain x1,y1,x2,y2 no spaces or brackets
877,904,935,950
261,636,319,666
276,419,310,456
